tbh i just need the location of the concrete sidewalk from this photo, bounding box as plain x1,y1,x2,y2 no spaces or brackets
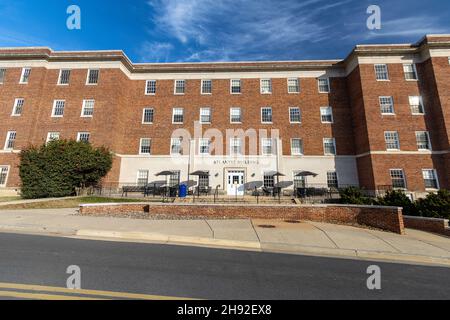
0,208,450,267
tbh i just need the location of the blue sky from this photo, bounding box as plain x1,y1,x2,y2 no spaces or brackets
0,0,449,63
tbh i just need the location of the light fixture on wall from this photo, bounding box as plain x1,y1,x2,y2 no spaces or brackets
215,173,219,177
251,173,256,178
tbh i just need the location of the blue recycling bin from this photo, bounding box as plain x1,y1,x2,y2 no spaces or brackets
179,184,187,198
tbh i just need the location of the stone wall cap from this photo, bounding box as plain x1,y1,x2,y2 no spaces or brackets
404,215,449,223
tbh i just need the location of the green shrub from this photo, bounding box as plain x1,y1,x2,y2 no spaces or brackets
19,140,113,199
415,190,450,219
339,187,373,205
375,190,416,216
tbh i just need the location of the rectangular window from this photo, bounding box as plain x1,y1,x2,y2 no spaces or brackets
375,64,389,80
20,68,31,84
230,138,242,155
172,108,184,124
199,139,210,155
58,69,71,85
260,79,272,94
263,174,275,188
146,80,156,95
318,78,330,93
46,132,60,143
261,107,273,123
174,80,185,94
52,100,65,117
230,107,242,123
201,80,212,94
199,174,210,188
171,138,183,155
140,138,152,155
231,79,241,94
409,96,425,115
200,107,211,123
86,69,99,85
137,170,149,187
4,131,16,150
12,98,25,116
289,107,301,123
261,138,273,155
385,131,400,150
327,172,339,189
77,132,90,143
293,173,306,189
0,166,9,187
416,131,431,150
423,169,439,189
291,139,303,156
170,171,181,187
390,169,406,189
320,107,334,123
323,138,336,155
403,64,418,80
81,99,95,117
288,78,300,93
380,96,395,114
142,108,154,124
0,68,6,84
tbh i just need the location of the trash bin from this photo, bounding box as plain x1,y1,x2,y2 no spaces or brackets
179,184,187,198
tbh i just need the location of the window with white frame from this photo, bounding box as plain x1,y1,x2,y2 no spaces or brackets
81,100,95,117
52,100,65,117
46,132,60,143
12,98,24,116
171,138,183,155
230,107,242,123
230,138,242,155
199,174,209,188
320,107,334,123
87,69,99,85
409,96,425,115
174,80,185,94
261,107,273,123
170,171,181,187
288,78,300,93
200,107,211,123
380,96,394,114
384,131,400,150
146,80,156,95
199,139,210,155
172,108,184,123
58,69,71,85
293,173,306,189
390,169,406,189
423,169,439,189
263,173,275,188
318,78,330,93
291,138,303,156
289,107,301,123
142,108,154,124
201,80,212,94
137,170,149,186
4,131,16,150
20,68,31,84
323,138,336,155
231,79,241,94
261,138,273,155
375,64,389,80
327,171,339,189
260,79,272,94
0,166,9,187
140,138,152,155
403,64,418,80
77,132,90,143
416,131,431,150
0,68,6,84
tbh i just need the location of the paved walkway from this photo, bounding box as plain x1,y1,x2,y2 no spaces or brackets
0,208,449,267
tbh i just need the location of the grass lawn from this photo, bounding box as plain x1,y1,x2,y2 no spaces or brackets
0,196,157,210
0,196,22,203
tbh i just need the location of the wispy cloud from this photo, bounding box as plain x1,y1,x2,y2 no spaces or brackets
364,16,448,38
138,41,174,62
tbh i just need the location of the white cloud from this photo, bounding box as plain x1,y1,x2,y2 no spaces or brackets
138,41,174,62
364,16,448,38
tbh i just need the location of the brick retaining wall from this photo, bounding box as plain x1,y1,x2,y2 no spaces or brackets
403,216,450,237
79,203,405,234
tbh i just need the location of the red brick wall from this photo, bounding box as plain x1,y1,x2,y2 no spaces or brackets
403,216,450,237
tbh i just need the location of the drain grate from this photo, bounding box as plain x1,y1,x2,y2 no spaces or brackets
258,224,276,229
284,220,301,224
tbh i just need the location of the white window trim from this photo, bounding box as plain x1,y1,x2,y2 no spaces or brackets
384,131,400,151
287,78,300,94
379,96,395,115
136,170,150,185
260,79,272,94
46,132,60,143
374,64,390,81
289,107,302,124
86,69,99,85
11,98,24,117
77,132,91,142
142,108,154,124
291,139,304,156
4,131,16,151
230,79,241,95
390,169,407,190
199,138,211,155
410,96,426,116
80,99,95,118
57,69,71,86
323,138,336,156
403,64,418,81
422,169,440,190
230,138,243,155
199,107,211,124
230,107,242,124
0,165,10,187
139,138,152,155
170,138,183,155
416,131,432,151
201,80,212,95
174,80,186,95
0,68,6,84
261,107,273,124
261,138,273,156
172,108,184,124
145,80,156,95
51,100,65,118
19,67,31,84
327,171,340,188
320,106,334,123
318,78,330,93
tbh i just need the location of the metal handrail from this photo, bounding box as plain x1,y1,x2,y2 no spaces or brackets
214,185,221,204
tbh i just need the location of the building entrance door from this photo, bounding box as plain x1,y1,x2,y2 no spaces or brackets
227,170,245,196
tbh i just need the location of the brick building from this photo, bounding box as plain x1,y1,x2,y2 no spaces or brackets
0,35,449,198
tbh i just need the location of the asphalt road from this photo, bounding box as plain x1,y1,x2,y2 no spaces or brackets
0,232,449,300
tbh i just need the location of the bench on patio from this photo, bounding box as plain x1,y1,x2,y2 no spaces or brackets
122,186,146,197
